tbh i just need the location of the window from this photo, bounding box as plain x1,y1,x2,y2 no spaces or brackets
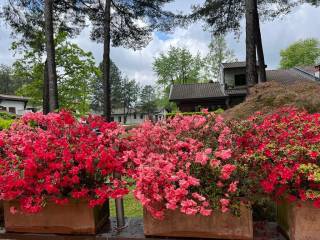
111,117,114,122
234,74,246,86
133,113,137,119
118,116,121,122
8,107,16,114
0,106,6,111
124,116,127,123
140,114,144,119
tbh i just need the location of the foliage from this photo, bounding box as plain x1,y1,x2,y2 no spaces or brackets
55,41,99,114
0,112,16,120
1,0,86,54
223,81,320,120
0,111,129,213
91,62,141,117
154,46,202,88
191,0,296,36
280,38,320,69
234,107,320,207
140,85,157,114
91,61,123,112
120,77,140,119
0,118,14,130
87,0,177,50
127,111,248,219
13,33,99,114
13,58,45,106
153,46,202,110
166,109,224,118
0,65,28,95
203,35,237,81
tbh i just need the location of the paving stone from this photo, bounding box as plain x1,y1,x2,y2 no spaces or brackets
0,218,287,240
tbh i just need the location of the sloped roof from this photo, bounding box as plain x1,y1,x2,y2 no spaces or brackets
169,82,225,101
0,94,29,102
222,61,266,69
266,68,316,85
222,62,246,69
225,88,247,95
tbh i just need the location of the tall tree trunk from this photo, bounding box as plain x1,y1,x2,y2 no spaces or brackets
44,0,58,112
253,0,267,83
43,60,49,114
103,0,112,121
245,0,258,89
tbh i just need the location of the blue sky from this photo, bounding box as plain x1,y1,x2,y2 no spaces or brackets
0,0,320,85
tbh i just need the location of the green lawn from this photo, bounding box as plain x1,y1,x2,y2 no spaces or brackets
109,190,143,217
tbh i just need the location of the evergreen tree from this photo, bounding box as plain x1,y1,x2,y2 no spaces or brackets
203,35,237,81
91,60,123,112
2,0,86,112
191,0,294,87
85,0,176,121
140,85,157,115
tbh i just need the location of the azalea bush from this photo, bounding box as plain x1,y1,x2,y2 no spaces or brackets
0,111,129,213
235,107,320,207
126,111,249,219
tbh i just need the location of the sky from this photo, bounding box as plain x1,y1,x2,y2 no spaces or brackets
0,1,320,86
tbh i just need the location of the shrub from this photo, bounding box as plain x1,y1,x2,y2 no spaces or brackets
0,112,16,120
0,111,129,213
166,108,224,118
0,118,14,130
223,81,320,120
126,110,248,219
234,107,320,207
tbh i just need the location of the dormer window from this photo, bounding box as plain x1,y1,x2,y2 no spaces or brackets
235,74,246,86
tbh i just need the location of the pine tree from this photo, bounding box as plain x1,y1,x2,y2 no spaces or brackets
203,35,237,81
2,0,86,112
191,0,294,88
85,0,176,121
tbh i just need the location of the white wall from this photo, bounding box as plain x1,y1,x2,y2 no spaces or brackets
113,113,146,125
112,111,166,125
0,100,26,115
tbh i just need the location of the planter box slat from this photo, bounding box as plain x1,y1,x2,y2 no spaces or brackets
144,204,253,239
3,200,109,235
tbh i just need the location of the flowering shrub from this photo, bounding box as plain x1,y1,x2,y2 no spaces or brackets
126,111,248,219
235,107,320,207
0,111,129,213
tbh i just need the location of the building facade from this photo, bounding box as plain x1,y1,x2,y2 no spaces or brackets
169,61,320,112
0,94,30,116
111,108,166,125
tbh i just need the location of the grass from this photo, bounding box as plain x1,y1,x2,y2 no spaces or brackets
109,189,143,217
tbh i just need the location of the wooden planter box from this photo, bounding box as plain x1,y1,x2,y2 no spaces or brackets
143,204,253,239
277,200,320,240
0,201,3,224
3,200,109,234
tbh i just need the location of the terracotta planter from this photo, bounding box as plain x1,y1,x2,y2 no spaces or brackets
3,200,109,234
277,200,320,240
143,204,253,239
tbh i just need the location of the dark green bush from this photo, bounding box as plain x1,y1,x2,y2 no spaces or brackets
166,108,224,118
0,112,16,120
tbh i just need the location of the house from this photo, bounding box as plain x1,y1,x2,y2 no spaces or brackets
169,61,320,112
0,94,30,116
111,108,166,125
